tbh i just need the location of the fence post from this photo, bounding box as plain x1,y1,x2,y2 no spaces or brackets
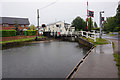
94,33,96,42
86,32,88,38
81,31,83,36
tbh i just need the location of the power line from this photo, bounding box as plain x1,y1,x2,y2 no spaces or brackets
40,0,58,9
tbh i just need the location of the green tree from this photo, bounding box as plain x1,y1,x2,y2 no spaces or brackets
103,4,120,33
94,22,98,28
15,21,20,35
103,17,117,33
29,25,36,30
71,16,86,31
115,4,120,32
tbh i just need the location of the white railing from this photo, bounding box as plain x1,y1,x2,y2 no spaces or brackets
78,30,96,42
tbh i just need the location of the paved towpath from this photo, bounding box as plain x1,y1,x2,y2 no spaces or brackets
73,42,118,78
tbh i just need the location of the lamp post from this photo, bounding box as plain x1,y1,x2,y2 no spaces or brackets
37,9,40,37
36,1,57,37
99,11,104,38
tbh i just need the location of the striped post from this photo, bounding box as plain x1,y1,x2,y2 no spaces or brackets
87,1,88,30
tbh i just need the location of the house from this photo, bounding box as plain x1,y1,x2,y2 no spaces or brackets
45,21,75,36
0,17,30,30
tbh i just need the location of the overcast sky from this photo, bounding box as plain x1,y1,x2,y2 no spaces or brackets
0,0,119,27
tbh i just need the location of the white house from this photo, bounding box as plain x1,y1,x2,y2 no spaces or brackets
45,21,75,36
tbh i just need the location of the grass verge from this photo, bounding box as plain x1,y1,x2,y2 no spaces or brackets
114,53,120,77
112,42,120,77
0,37,36,45
81,37,109,46
110,34,116,36
0,36,46,45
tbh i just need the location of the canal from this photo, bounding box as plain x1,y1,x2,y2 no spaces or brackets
2,41,90,78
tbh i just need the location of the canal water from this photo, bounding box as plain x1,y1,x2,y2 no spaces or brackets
2,41,90,78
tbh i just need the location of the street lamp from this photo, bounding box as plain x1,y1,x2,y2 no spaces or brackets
99,11,104,38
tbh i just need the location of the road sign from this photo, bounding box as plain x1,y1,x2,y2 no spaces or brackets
88,10,94,17
101,17,104,21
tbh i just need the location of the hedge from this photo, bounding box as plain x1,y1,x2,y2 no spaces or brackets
0,30,16,37
25,30,37,36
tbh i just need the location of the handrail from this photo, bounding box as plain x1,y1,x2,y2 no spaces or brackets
78,30,96,42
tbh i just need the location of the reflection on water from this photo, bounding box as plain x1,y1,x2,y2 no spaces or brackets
2,41,89,78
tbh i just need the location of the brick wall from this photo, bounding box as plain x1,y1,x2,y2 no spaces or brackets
1,24,29,30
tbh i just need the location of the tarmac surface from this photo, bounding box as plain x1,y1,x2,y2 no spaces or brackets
73,42,118,78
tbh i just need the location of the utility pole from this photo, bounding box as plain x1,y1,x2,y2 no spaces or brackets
90,17,91,31
37,9,40,36
87,1,89,31
99,11,104,38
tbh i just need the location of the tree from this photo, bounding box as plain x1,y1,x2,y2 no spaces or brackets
94,22,98,28
15,21,20,35
115,4,120,32
29,25,36,30
103,4,120,33
103,17,117,33
71,16,86,31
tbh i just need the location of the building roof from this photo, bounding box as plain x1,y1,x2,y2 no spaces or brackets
47,21,70,26
0,17,30,25
64,23,70,25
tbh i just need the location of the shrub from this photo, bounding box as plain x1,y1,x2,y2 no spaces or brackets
25,30,37,36
118,31,120,34
0,30,16,37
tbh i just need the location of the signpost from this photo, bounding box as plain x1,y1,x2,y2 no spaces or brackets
99,11,104,38
88,10,94,31
87,1,94,31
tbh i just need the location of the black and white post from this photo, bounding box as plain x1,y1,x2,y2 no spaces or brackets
99,11,104,38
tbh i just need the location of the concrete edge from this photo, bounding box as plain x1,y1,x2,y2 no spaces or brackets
66,46,94,80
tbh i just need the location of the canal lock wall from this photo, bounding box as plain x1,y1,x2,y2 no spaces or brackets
65,37,94,79
59,36,94,48
77,37,94,48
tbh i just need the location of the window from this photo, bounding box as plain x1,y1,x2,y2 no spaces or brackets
3,24,8,27
60,30,62,32
48,28,50,31
59,24,61,28
26,25,29,27
21,25,24,27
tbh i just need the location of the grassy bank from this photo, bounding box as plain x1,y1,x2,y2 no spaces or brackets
112,42,120,77
110,34,116,36
0,36,46,45
81,37,109,46
114,53,120,77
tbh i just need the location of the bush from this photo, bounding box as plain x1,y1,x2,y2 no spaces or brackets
0,30,16,37
93,27,100,31
25,30,37,36
118,31,120,34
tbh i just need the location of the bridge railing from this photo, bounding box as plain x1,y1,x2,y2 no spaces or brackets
78,30,96,42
